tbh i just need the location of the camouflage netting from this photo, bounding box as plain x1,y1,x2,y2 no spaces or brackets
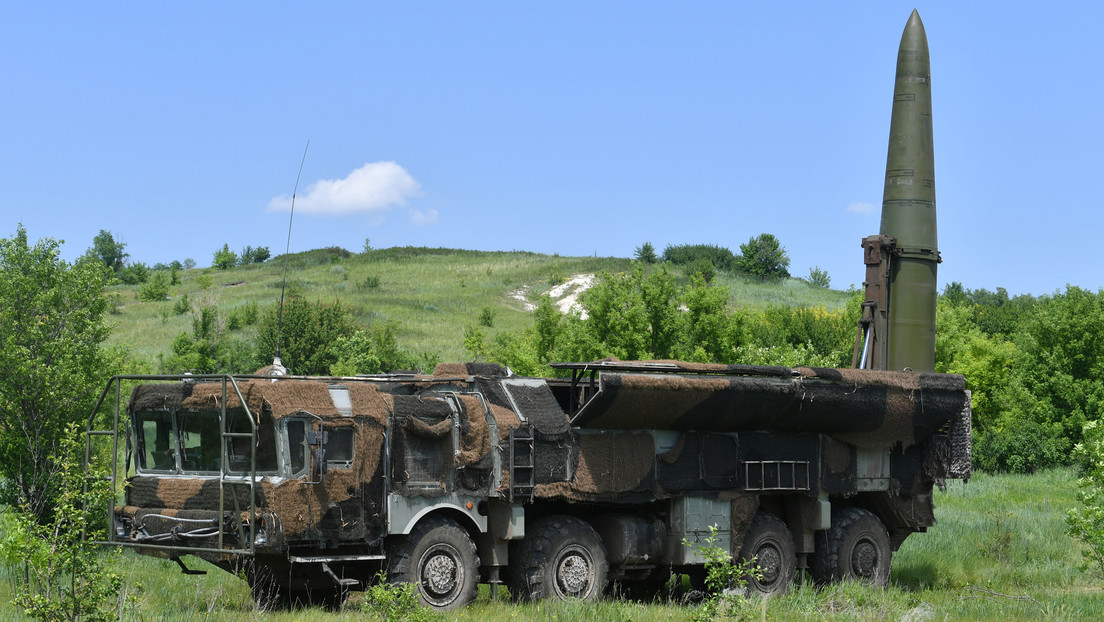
573,370,967,449
180,381,265,415
534,431,656,502
261,381,339,418
347,383,393,426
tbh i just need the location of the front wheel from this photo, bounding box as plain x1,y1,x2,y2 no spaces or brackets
510,515,609,601
739,512,797,595
809,507,892,586
389,517,480,610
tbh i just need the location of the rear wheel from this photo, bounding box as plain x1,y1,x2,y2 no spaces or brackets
389,516,480,610
510,515,608,601
809,507,891,586
739,512,797,595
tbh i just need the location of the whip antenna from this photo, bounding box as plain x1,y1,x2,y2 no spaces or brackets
273,139,310,372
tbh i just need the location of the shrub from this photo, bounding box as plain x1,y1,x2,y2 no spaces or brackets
682,524,760,622
1,424,126,621
479,306,496,327
118,261,151,284
137,271,170,301
662,244,737,272
173,293,190,315
634,241,658,264
1068,419,1104,580
212,243,238,270
735,233,790,279
807,266,831,288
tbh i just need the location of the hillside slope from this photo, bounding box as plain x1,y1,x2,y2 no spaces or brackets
105,247,852,366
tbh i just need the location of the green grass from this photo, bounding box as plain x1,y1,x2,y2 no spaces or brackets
1,470,1099,621
104,247,851,368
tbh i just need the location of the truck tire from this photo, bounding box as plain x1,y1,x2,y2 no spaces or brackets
739,512,797,595
809,507,891,587
389,516,480,610
510,515,609,601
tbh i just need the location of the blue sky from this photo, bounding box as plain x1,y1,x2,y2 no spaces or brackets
3,2,1100,297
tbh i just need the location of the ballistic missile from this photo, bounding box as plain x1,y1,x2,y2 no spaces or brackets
880,9,939,372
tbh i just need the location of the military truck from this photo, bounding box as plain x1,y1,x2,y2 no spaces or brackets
86,359,970,609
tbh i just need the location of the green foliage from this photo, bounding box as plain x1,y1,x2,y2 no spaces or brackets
172,292,190,316
212,243,238,270
1068,420,1104,580
254,296,359,375
331,320,430,374
0,226,116,521
359,275,382,289
688,258,716,284
85,229,128,274
238,245,270,264
118,261,150,285
1,424,126,621
224,301,258,331
661,243,737,272
182,258,196,270
807,266,831,288
362,237,373,253
735,233,790,279
137,271,170,301
479,306,497,327
634,241,658,264
363,572,442,622
682,525,760,621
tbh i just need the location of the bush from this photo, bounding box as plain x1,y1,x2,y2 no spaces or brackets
736,233,790,279
359,275,382,289
807,266,831,288
137,271,170,301
634,241,658,264
119,261,151,284
239,245,271,264
172,292,190,315
1,424,126,621
478,306,496,327
1069,419,1104,580
662,244,737,272
682,524,760,622
212,243,238,270
254,297,358,375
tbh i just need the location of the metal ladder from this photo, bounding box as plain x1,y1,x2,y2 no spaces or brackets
508,426,535,502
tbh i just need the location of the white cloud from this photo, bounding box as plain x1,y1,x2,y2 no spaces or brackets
267,161,421,215
409,208,439,226
847,202,876,215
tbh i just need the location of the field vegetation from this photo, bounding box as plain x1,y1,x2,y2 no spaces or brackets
0,469,1097,620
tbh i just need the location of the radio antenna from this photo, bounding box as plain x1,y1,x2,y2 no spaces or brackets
273,139,310,372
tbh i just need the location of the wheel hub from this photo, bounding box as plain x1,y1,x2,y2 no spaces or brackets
851,540,878,578
557,551,592,595
757,544,782,584
423,551,459,596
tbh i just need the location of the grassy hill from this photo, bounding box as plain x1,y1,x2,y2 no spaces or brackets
105,246,853,368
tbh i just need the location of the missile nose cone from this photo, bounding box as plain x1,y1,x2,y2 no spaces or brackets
881,8,935,252
880,10,938,373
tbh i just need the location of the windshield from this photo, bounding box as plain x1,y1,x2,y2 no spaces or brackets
133,407,280,475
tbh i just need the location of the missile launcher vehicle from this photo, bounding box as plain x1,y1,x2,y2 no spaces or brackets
85,9,968,611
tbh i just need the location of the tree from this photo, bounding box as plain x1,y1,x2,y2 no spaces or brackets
807,266,831,288
736,233,790,279
254,297,359,375
0,226,113,521
240,245,271,265
212,243,238,270
86,229,128,275
634,241,657,264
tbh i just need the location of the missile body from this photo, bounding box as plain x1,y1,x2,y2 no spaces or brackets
881,9,938,372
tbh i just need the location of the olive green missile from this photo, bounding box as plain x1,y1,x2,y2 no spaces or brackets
880,9,939,372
